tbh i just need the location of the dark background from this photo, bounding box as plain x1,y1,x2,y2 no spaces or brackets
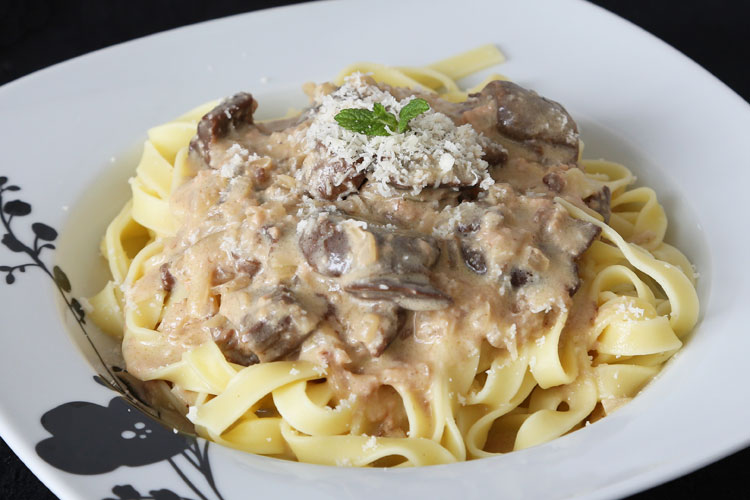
0,0,747,498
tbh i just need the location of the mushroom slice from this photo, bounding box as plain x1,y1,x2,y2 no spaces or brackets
190,92,258,166
298,148,366,201
298,215,352,277
344,302,406,357
461,80,579,165
345,276,451,311
219,286,324,363
584,185,612,223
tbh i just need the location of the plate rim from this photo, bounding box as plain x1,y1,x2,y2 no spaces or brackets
1,1,749,499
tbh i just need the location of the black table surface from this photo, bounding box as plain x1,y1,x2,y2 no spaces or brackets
1,0,748,498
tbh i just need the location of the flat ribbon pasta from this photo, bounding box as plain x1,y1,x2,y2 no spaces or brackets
87,46,699,468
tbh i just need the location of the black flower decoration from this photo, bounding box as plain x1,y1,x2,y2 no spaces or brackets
0,176,226,499
104,484,190,500
36,394,225,500
36,397,190,475
0,176,82,322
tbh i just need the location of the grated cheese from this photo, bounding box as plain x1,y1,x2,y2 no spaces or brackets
362,435,378,452
304,74,493,196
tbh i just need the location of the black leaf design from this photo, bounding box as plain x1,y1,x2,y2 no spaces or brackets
36,397,190,475
71,297,86,322
2,232,25,252
112,484,141,499
32,222,58,241
3,199,31,216
150,489,184,500
0,177,223,500
53,265,71,292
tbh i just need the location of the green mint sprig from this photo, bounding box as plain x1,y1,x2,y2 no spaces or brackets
334,98,430,136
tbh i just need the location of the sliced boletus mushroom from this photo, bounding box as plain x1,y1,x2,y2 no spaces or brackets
190,92,258,166
461,80,579,165
345,276,451,311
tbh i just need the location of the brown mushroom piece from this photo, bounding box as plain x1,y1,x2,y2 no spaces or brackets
345,277,451,311
218,286,324,363
298,213,451,311
343,229,450,311
159,263,175,291
190,92,258,166
584,185,612,223
542,172,566,193
451,197,600,297
298,149,366,201
213,328,260,366
461,81,580,165
461,246,487,275
537,210,602,295
343,302,406,357
298,215,352,277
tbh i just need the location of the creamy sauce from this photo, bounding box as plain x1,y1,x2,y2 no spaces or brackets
123,76,608,436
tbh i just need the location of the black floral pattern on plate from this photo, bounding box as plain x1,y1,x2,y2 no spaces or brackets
0,177,226,500
36,396,190,475
37,387,225,500
106,484,191,500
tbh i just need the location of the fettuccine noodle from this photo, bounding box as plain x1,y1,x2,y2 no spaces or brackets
90,45,698,466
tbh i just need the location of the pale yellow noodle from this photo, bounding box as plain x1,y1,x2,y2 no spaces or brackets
90,46,698,466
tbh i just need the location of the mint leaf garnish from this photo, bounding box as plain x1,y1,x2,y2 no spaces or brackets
397,98,430,133
334,105,396,136
372,103,399,132
334,108,386,135
334,98,430,137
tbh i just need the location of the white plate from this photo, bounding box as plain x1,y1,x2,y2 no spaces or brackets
1,0,748,498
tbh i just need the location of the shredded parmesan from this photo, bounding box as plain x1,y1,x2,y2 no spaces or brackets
305,74,493,196
362,435,378,451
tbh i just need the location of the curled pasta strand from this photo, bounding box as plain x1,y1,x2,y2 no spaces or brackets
465,371,536,458
392,384,432,439
135,140,173,199
87,49,700,467
87,281,124,338
651,242,698,286
204,417,286,456
582,159,636,196
594,363,659,400
335,63,430,91
467,353,529,407
144,342,238,394
191,361,324,436
280,422,457,467
427,44,506,81
273,380,354,436
148,122,199,163
528,310,578,389
396,66,461,93
589,264,656,306
514,376,597,451
593,299,682,356
610,187,667,250
102,200,149,283
131,176,177,237
429,376,466,461
557,198,698,337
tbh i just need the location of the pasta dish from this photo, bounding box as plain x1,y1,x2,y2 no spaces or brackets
89,46,699,466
